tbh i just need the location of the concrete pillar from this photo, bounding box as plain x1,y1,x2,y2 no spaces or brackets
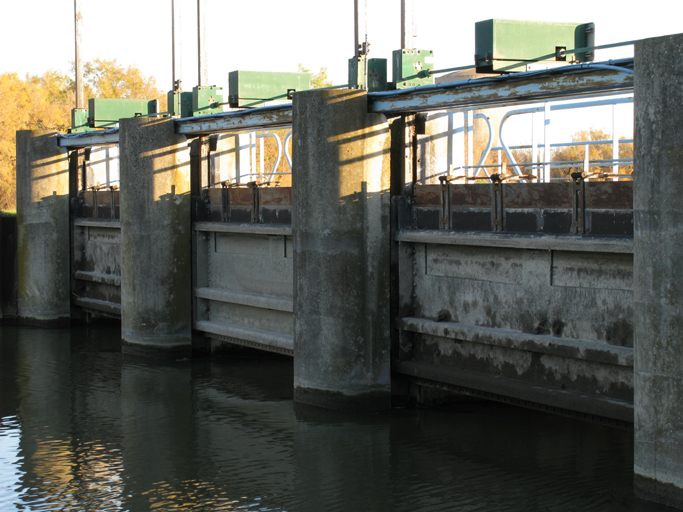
119,117,192,358
634,32,683,509
292,89,391,412
15,131,70,326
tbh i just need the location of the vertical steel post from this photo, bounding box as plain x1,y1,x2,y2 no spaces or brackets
401,0,415,49
531,111,537,178
353,0,363,58
197,0,208,86
250,132,257,181
466,111,473,177
612,103,619,179
544,102,551,182
74,0,84,109
172,0,182,89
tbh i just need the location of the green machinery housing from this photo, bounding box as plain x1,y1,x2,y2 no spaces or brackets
348,50,435,91
68,18,598,133
168,85,223,117
348,56,388,92
475,19,595,73
70,98,158,133
228,71,311,108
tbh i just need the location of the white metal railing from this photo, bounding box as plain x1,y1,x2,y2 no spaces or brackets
438,94,634,184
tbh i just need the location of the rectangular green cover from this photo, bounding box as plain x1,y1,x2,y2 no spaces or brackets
475,19,592,73
228,71,311,108
392,49,435,89
88,98,158,128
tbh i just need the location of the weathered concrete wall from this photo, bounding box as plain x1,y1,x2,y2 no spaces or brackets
395,231,634,422
193,223,294,355
15,131,70,326
72,219,121,318
292,89,392,411
633,32,683,508
1,215,18,321
119,117,192,357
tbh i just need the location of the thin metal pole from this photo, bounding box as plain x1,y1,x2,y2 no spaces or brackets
354,0,362,58
401,0,415,49
172,0,182,89
74,0,84,109
197,0,208,86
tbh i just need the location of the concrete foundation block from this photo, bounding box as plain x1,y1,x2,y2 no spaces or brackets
634,32,683,509
292,89,391,412
15,131,70,326
119,117,192,358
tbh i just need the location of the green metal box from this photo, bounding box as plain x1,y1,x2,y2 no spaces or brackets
392,49,434,89
70,108,92,133
475,19,593,73
228,71,311,108
88,98,158,128
192,86,223,116
168,90,194,117
348,57,388,92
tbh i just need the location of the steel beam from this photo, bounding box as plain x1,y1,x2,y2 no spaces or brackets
368,59,634,114
175,106,293,136
58,129,120,148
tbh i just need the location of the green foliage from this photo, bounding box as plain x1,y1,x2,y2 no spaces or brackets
550,128,633,178
477,127,634,179
77,59,166,108
0,61,165,211
297,63,333,89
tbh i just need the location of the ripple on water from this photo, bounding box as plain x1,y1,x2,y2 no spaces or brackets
0,416,21,511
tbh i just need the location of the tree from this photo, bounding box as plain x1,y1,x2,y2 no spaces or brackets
0,61,166,211
77,59,166,108
550,128,633,178
297,64,333,89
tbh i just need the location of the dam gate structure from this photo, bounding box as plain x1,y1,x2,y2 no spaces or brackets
11,31,683,511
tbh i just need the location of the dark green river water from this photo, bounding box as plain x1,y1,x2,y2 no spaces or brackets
0,325,672,511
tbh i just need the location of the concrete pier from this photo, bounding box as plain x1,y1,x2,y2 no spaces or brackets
119,117,192,358
634,32,683,508
15,131,70,326
292,89,392,411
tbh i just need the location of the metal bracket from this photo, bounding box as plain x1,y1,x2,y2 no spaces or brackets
92,187,98,219
109,185,117,220
439,176,451,230
220,181,230,223
490,174,504,232
571,172,585,234
248,181,260,223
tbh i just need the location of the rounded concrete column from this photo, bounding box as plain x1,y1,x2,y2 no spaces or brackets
292,89,391,412
634,32,683,509
119,117,192,358
15,131,70,326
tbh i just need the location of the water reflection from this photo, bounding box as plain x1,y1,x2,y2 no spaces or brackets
0,325,670,511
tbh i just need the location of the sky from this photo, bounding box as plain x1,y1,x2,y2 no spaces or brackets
1,0,680,143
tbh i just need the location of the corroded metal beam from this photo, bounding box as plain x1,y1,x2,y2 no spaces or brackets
175,105,293,136
369,59,635,114
58,129,120,148
56,61,634,146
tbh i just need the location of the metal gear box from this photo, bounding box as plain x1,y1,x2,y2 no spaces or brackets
192,86,223,116
475,19,594,73
168,90,194,118
392,49,434,89
70,108,92,133
348,56,388,92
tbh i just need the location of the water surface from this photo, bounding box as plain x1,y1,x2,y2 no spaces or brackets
0,325,670,511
